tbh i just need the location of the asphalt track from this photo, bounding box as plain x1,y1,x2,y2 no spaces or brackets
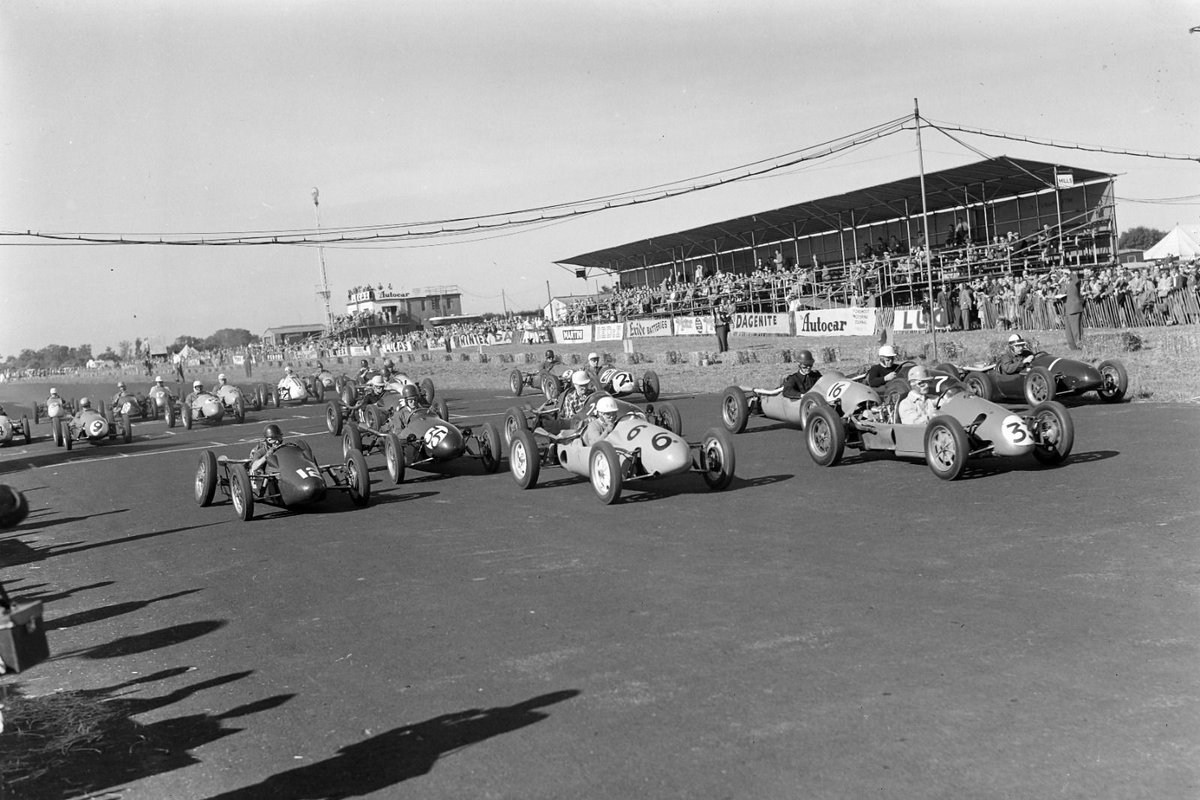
1,381,1198,799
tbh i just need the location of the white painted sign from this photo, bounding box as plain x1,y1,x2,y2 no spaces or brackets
592,323,625,341
553,326,593,344
732,312,791,335
673,315,716,336
627,318,674,337
793,308,877,337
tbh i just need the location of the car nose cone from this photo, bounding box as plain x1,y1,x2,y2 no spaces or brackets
282,476,327,506
432,427,466,460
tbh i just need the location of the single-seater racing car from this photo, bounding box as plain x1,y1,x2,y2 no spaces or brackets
509,364,575,401
194,440,370,521
266,368,325,406
178,388,226,429
212,381,254,423
507,393,735,504
802,372,1074,481
0,411,32,446
32,392,73,425
596,366,661,402
951,351,1128,406
54,400,133,449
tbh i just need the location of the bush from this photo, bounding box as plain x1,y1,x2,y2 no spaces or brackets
1119,331,1143,352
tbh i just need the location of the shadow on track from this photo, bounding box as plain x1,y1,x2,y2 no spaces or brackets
53,618,228,661
0,520,225,566
45,588,204,631
206,689,581,800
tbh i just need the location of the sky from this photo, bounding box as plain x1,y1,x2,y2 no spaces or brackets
2,0,1197,358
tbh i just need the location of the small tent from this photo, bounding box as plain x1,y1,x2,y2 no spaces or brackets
1143,224,1200,261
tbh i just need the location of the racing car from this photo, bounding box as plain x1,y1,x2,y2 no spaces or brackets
0,412,32,446
506,393,736,504
110,388,159,421
31,392,73,425
509,364,575,401
54,401,133,449
212,382,255,423
265,369,325,407
952,352,1128,406
177,389,226,429
596,366,661,402
503,388,684,449
146,381,180,426
193,441,371,522
802,373,1074,481
339,398,501,485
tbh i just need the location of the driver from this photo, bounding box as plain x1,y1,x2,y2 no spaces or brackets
111,381,129,407
580,395,621,445
360,374,387,405
394,383,421,426
560,370,595,419
541,349,561,373
185,380,205,406
781,349,822,398
997,333,1035,375
357,359,372,383
864,344,901,388
215,373,229,388
382,358,398,380
584,352,603,380
897,366,941,425
249,423,285,475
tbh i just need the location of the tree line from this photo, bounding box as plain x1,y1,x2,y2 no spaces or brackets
3,328,259,370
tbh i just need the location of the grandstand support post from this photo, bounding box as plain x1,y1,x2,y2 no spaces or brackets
914,98,938,361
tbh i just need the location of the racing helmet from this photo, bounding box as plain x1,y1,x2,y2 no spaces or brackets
117,381,126,389
878,344,897,361
193,380,203,390
595,395,620,424
78,397,91,409
359,359,369,369
284,366,294,375
217,373,227,382
154,376,164,383
49,387,58,396
369,375,386,389
587,352,600,364
908,366,934,394
263,423,283,446
572,370,591,388
796,349,815,367
544,349,555,360
401,383,420,406
1007,333,1027,353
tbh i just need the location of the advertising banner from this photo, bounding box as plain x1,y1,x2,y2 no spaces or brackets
893,307,929,332
232,354,246,366
553,326,593,344
732,312,792,335
592,322,625,341
793,308,877,337
673,315,716,336
349,345,372,356
627,317,674,337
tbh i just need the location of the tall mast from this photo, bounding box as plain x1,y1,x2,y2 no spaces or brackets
914,99,938,361
313,187,333,332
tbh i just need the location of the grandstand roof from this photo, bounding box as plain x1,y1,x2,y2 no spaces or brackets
557,157,1115,273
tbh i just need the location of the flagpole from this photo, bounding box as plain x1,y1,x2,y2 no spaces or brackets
313,187,333,333
914,99,938,362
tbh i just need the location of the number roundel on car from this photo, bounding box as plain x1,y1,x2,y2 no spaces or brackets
610,371,634,393
826,381,849,402
1000,414,1030,445
423,425,449,448
89,419,105,436
600,368,616,383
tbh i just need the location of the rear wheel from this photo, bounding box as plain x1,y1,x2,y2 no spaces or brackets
32,402,40,425
1096,359,1128,403
385,433,406,484
657,402,683,436
804,402,844,467
924,416,970,480
21,417,30,444
362,403,383,432
326,401,344,436
509,428,540,489
272,389,281,408
52,417,62,447
720,386,749,433
434,398,450,422
256,384,267,409
63,422,73,451
312,379,325,403
346,449,371,507
589,441,623,504
642,370,661,402
963,371,995,401
699,427,736,490
479,422,501,473
234,394,246,423
1029,401,1075,465
229,464,254,521
181,403,193,430
122,413,132,443
165,402,177,428
343,425,363,459
420,378,436,403
1023,366,1057,406
504,406,529,446
510,369,524,396
195,450,218,506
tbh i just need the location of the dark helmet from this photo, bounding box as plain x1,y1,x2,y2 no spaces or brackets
263,423,283,444
796,349,815,367
544,349,555,360
360,359,369,368
401,384,420,404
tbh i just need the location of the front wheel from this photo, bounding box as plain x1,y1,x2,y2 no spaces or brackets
478,422,501,473
343,425,363,459
21,417,30,445
434,398,450,422
122,413,132,443
699,427,736,490
346,449,371,507
657,402,683,436
52,416,62,447
508,428,540,489
195,450,218,506
963,371,995,401
326,401,344,436
510,369,524,396
1023,366,1057,406
589,441,623,504
420,378,436,403
504,406,529,446
234,394,246,424
720,386,749,433
230,464,254,521
1029,401,1075,465
385,433,406,485
924,415,970,480
1096,359,1128,403
165,401,177,429
541,375,560,402
804,401,844,467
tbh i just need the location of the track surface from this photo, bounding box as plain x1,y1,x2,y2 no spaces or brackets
1,382,1198,799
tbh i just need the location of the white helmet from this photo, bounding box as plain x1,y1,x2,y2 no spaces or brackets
285,366,294,374
1007,333,1023,344
193,380,203,389
154,376,164,383
117,381,126,389
217,373,227,381
587,352,600,362
79,397,91,408
596,396,619,415
49,387,58,395
369,375,385,388
908,365,929,383
878,345,897,359
572,370,591,387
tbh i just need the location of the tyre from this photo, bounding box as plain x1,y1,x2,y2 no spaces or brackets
1096,359,1128,403
798,392,822,430
312,379,325,403
195,450,218,506
963,371,995,401
256,384,267,409
385,433,406,484
882,378,907,407
165,402,177,428
657,402,683,436
1023,366,1057,406
52,416,62,447
541,375,560,402
699,427,736,490
346,449,371,507
343,425,363,459
326,401,344,436
272,389,281,408
21,417,30,445
509,428,540,489
122,413,132,443
340,384,356,407
720,386,749,433
478,422,501,473
804,401,844,467
149,400,158,420
1029,401,1075,465
420,378,436,403
642,370,660,402
63,423,73,451
589,441,623,504
504,406,529,446
229,463,254,521
924,415,970,480
434,398,450,422
510,369,524,396
181,403,193,430
234,394,246,424
362,403,383,432
32,402,39,425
